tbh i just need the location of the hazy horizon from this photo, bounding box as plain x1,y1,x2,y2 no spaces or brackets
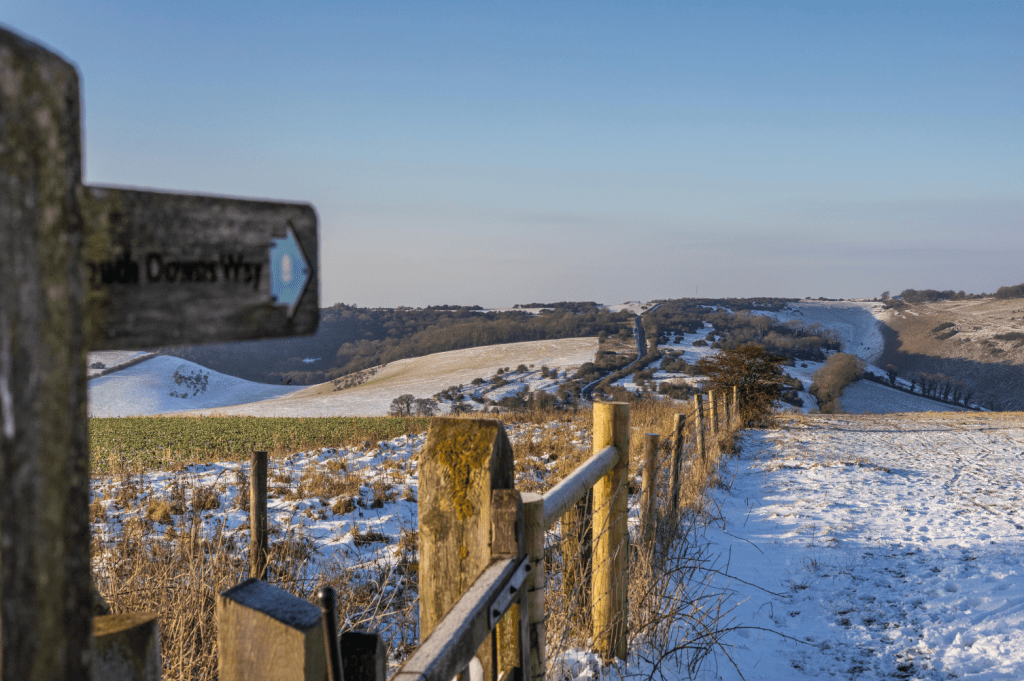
8,1,1022,308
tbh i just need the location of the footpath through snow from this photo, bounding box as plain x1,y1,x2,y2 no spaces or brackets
706,413,1024,680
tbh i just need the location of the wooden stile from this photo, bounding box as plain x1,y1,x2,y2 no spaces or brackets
91,612,161,681
591,402,629,661
418,418,515,681
217,578,327,681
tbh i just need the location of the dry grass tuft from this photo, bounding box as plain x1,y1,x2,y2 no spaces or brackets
146,499,173,524
190,486,220,512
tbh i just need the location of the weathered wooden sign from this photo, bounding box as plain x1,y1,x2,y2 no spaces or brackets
83,186,318,349
0,23,320,680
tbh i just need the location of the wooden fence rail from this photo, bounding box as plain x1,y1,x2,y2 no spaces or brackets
541,444,619,528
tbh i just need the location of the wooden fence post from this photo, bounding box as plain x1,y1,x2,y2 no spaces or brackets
0,27,93,680
732,385,740,427
639,433,659,546
217,578,327,681
694,395,706,464
668,414,686,513
91,612,161,680
340,631,386,681
709,390,719,442
418,418,515,681
521,493,546,681
250,450,269,580
724,389,731,431
591,402,629,661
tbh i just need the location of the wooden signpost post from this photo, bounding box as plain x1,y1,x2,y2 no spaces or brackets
0,25,319,679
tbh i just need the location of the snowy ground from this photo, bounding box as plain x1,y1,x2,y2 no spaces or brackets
703,413,1024,680
88,355,301,417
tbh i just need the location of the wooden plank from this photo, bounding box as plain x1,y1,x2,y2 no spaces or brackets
541,445,618,529
0,25,93,680
217,578,327,681
391,559,517,681
81,185,318,349
521,493,546,681
91,612,161,681
491,490,524,680
418,418,515,681
591,402,629,661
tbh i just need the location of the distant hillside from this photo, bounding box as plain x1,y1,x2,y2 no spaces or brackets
162,303,633,385
176,337,599,418
875,297,1024,411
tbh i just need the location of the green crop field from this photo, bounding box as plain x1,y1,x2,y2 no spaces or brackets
89,415,431,473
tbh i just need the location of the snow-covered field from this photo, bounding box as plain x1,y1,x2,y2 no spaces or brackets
88,355,301,417
706,412,1024,680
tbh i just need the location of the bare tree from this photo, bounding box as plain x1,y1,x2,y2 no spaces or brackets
388,394,415,416
413,398,436,416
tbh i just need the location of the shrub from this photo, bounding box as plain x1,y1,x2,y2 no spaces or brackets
995,283,1024,300
516,364,529,373
809,353,864,413
695,344,787,425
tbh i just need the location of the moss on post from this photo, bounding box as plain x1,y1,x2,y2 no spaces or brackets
418,418,515,681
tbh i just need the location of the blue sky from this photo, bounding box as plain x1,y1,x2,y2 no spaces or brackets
7,1,1022,307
